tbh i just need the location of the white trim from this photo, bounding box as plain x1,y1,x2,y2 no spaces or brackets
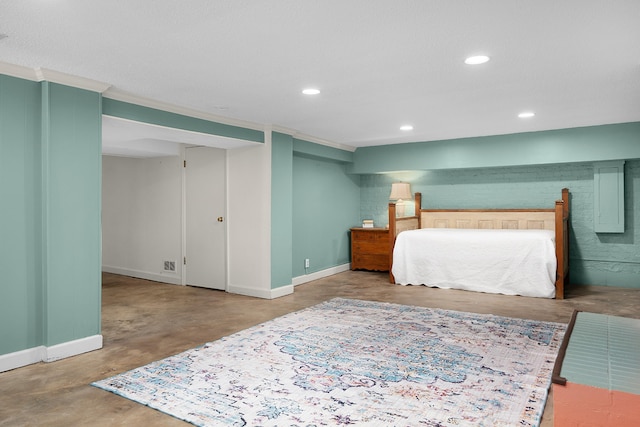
0,335,103,372
181,144,188,286
35,68,111,93
0,61,38,81
227,284,294,300
103,88,265,132
102,266,182,286
271,285,294,299
44,335,103,362
0,346,45,373
228,264,351,299
224,149,230,293
292,263,351,286
0,62,111,92
264,126,273,291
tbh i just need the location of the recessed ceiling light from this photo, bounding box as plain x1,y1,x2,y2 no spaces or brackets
302,88,320,95
400,125,413,131
518,111,535,118
464,55,490,65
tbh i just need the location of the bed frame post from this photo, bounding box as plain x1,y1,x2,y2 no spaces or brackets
554,188,570,299
414,193,422,229
389,203,397,283
562,188,569,218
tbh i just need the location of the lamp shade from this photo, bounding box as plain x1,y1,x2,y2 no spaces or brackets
389,182,412,200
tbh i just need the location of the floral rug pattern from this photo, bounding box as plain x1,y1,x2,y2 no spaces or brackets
92,298,566,426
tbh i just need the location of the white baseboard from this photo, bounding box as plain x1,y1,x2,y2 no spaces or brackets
227,284,294,299
102,265,182,285
45,335,103,362
0,346,45,373
0,334,103,373
228,263,349,299
271,285,295,299
292,263,351,286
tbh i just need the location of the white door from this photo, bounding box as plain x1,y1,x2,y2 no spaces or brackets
185,146,226,290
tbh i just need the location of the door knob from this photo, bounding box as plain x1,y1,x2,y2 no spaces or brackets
217,217,224,222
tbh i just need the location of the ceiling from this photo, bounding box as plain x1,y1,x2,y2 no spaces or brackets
1,1,639,154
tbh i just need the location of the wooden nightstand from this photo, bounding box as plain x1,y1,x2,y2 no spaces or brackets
350,227,390,271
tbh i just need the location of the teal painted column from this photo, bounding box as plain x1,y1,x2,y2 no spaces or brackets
0,75,43,355
41,82,102,346
270,132,294,288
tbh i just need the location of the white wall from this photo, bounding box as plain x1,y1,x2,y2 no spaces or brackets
226,136,277,298
102,155,182,284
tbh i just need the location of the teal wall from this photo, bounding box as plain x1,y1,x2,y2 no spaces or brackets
0,76,102,357
356,123,640,289
292,140,360,278
271,132,294,288
0,75,43,353
292,138,354,163
352,122,640,174
102,98,265,143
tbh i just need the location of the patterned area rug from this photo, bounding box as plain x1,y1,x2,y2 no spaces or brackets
92,298,566,426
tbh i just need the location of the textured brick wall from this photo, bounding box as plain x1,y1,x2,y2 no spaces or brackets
360,160,640,288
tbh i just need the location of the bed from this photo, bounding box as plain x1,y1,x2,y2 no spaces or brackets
388,189,570,299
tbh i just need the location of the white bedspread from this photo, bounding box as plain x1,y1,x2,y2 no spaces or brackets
392,228,557,298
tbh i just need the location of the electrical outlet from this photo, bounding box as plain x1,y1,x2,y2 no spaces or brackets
163,260,176,272
305,258,310,268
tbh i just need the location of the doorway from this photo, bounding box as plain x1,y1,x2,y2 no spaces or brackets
102,116,252,289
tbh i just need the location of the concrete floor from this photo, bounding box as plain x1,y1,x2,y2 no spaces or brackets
1,271,639,426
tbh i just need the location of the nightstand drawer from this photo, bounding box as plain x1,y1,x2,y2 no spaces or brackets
351,253,389,271
352,241,387,255
354,230,387,243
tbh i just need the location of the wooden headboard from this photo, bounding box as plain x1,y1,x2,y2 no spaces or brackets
421,210,556,231
389,189,570,299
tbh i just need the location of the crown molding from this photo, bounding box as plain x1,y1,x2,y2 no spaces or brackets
0,61,111,93
103,88,265,132
0,61,39,81
36,68,111,93
271,125,357,152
